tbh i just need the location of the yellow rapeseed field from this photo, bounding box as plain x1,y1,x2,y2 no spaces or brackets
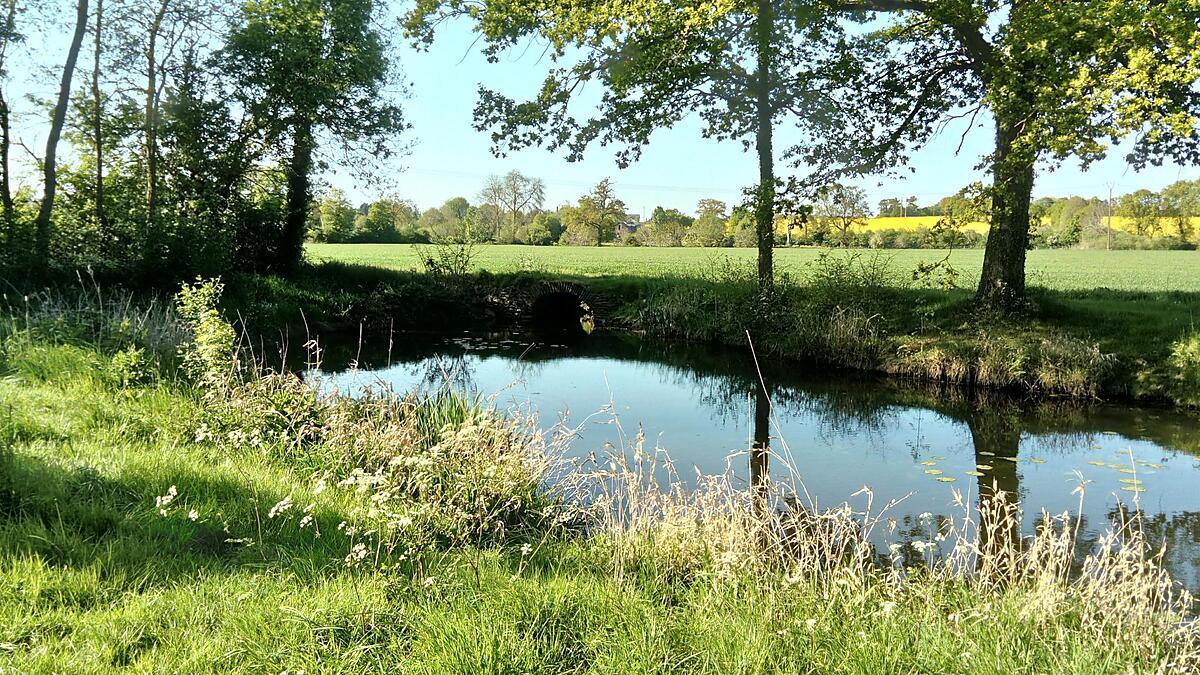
855,216,1199,240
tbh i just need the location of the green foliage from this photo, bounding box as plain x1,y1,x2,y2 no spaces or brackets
417,240,478,278
174,279,237,386
1170,332,1200,406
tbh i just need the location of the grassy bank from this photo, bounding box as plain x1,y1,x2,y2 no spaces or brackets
229,251,1200,407
2,285,1198,672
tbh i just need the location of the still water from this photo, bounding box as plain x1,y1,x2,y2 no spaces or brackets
316,331,1200,591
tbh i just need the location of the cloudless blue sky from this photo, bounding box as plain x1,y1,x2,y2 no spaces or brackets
13,8,1198,218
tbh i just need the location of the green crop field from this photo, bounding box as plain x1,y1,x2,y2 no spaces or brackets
308,243,1200,293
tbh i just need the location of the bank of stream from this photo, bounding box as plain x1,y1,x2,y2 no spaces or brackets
309,328,1200,594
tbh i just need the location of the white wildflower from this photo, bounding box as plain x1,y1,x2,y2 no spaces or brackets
268,495,294,519
155,485,178,516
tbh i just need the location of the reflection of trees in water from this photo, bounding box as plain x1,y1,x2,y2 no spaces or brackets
1110,508,1200,596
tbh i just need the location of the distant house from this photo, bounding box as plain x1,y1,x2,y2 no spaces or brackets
616,213,642,238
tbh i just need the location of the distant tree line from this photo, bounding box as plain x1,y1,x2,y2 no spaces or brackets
1031,180,1199,250
321,175,1200,252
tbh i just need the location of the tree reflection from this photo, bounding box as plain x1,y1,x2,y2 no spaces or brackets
751,377,771,519
965,402,1022,572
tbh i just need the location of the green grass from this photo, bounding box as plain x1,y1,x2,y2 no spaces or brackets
2,304,1196,672
309,243,1200,293
291,246,1200,406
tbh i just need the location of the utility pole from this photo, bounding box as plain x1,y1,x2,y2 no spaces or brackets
1106,183,1115,251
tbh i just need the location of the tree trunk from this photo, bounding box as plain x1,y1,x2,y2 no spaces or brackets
281,121,314,272
753,0,775,291
0,91,13,252
143,0,168,268
93,0,105,252
976,115,1035,308
34,0,89,269
0,1,17,255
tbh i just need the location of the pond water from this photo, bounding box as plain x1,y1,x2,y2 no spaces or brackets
314,331,1200,592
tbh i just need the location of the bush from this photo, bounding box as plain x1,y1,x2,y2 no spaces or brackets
174,279,238,386
1170,332,1200,406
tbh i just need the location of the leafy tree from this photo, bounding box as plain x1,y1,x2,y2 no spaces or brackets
813,183,869,246
686,199,729,247
1117,189,1166,237
404,1,840,288
813,1,1200,306
419,196,471,241
645,206,693,247
313,188,354,242
1161,179,1200,242
519,211,562,245
877,197,903,217
354,198,414,242
222,0,407,272
562,179,626,247
728,208,758,247
478,170,545,240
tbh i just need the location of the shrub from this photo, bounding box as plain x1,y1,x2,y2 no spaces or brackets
1169,332,1200,407
174,279,238,386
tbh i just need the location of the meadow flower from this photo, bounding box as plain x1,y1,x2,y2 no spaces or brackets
188,509,199,521
345,543,369,566
520,543,532,556
268,495,294,519
880,601,896,615
155,485,178,515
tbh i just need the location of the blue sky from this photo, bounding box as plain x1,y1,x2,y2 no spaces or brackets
14,8,1199,218
359,19,1198,217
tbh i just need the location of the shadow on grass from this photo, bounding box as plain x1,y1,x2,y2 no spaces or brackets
0,448,353,585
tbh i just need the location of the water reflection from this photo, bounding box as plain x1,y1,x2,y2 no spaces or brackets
313,330,1200,592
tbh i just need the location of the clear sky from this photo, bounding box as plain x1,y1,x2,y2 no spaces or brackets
13,8,1199,219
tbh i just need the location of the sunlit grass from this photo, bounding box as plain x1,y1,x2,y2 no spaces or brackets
2,291,1198,672
308,243,1200,292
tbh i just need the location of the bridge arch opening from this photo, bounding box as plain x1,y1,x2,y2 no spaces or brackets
530,291,592,336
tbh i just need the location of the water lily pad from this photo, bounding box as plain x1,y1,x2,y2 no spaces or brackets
1118,478,1143,485
965,471,985,477
924,469,944,476
979,451,995,456
976,464,993,471
930,455,946,460
998,456,1018,463
1116,468,1137,475
1121,486,1146,493
920,461,938,466
1087,460,1107,467
1029,458,1046,464
936,477,956,483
